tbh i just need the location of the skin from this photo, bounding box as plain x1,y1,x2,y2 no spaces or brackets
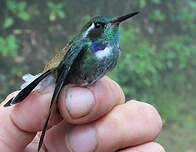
0,76,165,152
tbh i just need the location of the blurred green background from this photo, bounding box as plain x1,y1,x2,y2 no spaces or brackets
0,0,195,151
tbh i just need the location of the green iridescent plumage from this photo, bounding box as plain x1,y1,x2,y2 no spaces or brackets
4,12,139,152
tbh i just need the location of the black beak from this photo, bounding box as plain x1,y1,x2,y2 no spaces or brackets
111,12,139,25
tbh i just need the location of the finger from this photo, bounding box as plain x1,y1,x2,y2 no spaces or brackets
0,76,124,151
66,100,162,152
24,121,70,152
43,100,162,152
40,120,71,152
0,91,35,152
0,86,62,152
58,76,125,124
119,142,165,152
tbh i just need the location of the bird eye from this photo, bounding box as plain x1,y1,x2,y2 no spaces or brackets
94,22,105,28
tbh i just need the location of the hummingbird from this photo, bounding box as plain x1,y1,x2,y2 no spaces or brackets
4,12,139,151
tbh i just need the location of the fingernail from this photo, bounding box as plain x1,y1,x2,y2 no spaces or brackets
65,87,95,119
66,126,97,152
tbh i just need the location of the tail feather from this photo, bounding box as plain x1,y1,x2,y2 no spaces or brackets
3,69,55,107
38,66,69,152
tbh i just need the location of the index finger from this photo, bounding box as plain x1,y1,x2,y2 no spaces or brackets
58,76,125,124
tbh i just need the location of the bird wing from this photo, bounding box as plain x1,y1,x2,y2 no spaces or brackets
3,38,89,151
37,39,89,151
43,40,73,72
4,39,88,108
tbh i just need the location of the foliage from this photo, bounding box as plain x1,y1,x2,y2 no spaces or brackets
0,1,196,151
47,2,65,21
0,35,18,57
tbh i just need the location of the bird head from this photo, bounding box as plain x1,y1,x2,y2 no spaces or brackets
80,12,139,42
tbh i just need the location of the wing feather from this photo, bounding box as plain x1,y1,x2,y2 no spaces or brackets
4,69,55,107
38,39,89,151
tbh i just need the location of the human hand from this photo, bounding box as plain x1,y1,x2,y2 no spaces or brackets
0,76,165,152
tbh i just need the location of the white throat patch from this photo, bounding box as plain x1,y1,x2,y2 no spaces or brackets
83,23,95,38
95,46,112,59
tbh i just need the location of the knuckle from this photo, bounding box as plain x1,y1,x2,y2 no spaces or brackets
102,76,125,104
111,80,125,103
107,108,124,129
130,101,163,134
144,103,163,132
151,142,166,152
